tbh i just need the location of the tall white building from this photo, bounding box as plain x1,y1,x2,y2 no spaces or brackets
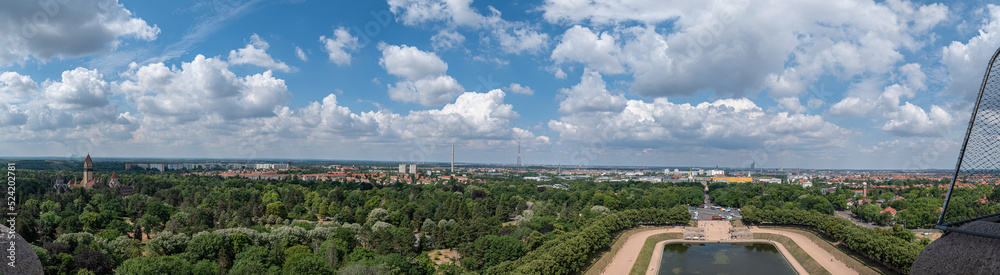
399,164,406,173
409,164,417,174
253,163,289,169
149,163,166,172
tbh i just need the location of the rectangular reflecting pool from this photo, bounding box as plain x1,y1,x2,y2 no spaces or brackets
658,243,796,275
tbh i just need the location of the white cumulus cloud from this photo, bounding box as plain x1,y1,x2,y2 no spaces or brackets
379,43,463,105
120,55,291,122
505,83,534,95
552,25,624,74
320,27,360,66
0,0,159,65
558,69,627,113
539,0,948,99
431,29,465,50
295,46,308,62
43,68,111,110
379,43,448,80
388,0,548,55
942,4,1000,101
830,63,955,137
228,34,293,72
0,72,37,104
549,97,849,157
387,75,464,106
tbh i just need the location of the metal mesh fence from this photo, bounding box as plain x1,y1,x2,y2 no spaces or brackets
939,46,1000,230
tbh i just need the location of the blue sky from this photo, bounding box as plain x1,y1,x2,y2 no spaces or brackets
1,0,999,169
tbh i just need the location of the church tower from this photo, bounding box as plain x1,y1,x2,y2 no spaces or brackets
82,154,94,185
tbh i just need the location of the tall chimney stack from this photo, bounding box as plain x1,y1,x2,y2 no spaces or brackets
516,138,522,166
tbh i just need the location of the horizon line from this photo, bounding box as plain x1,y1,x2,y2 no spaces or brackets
0,155,955,171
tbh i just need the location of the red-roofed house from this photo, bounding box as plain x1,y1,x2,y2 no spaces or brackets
881,206,898,216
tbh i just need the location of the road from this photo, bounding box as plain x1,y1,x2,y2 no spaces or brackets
835,210,886,229
691,207,740,220
690,194,741,220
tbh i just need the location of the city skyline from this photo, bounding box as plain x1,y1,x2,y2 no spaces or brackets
0,0,998,169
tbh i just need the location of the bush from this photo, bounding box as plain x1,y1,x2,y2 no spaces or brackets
32,244,51,266
95,229,121,240
186,233,226,261
146,231,189,256
117,256,191,275
191,260,219,275
590,205,610,215
235,246,274,267
284,254,332,275
291,221,315,231
73,248,112,275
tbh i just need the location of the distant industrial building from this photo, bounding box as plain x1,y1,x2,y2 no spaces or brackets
754,177,782,184
712,176,752,183
663,168,723,177
524,175,550,181
703,169,725,176
254,163,289,169
125,162,289,171
125,163,166,171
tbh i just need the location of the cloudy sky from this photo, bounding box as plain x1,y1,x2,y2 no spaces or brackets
1,0,998,169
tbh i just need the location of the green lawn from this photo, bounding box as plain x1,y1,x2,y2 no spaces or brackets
628,233,683,275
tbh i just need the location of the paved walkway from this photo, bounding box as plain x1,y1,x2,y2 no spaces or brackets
753,227,855,274
701,220,730,240
600,227,683,274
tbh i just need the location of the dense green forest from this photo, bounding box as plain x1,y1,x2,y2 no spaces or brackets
14,169,700,274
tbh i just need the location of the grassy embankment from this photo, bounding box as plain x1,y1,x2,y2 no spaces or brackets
627,233,683,275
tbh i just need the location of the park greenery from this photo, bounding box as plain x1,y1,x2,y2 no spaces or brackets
15,167,701,275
